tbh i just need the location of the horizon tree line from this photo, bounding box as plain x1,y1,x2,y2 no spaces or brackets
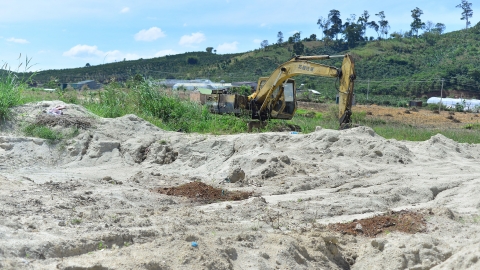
257,0,474,52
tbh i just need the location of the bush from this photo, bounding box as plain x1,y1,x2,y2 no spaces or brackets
426,103,448,111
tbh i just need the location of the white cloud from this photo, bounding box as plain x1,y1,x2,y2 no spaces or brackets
7,37,28,44
134,27,166,41
63,45,103,58
260,23,267,27
253,39,262,44
183,23,188,27
120,7,130,13
179,32,206,47
155,49,177,57
216,41,238,54
62,44,171,63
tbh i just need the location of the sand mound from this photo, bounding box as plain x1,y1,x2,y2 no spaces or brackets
1,102,480,269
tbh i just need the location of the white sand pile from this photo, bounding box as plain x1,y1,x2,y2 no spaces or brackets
1,101,480,269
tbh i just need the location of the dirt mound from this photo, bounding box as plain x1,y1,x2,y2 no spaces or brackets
328,210,426,237
153,181,253,203
1,101,480,269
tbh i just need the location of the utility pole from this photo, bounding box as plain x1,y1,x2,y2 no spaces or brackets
439,78,444,112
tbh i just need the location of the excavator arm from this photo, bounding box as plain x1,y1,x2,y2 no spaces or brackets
248,54,356,126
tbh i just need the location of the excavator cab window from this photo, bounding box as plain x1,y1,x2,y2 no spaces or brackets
271,79,296,119
282,80,295,117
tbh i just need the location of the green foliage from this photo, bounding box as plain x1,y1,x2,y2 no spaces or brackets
426,103,448,111
0,56,34,120
187,56,199,65
84,83,128,118
230,85,252,95
455,102,465,112
465,123,480,130
23,124,63,142
293,42,305,55
56,89,78,104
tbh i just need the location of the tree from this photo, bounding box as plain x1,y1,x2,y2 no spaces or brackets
327,10,343,40
309,34,317,41
277,31,284,43
456,0,473,29
357,10,370,39
293,42,304,55
368,21,380,38
343,15,364,47
260,40,269,49
187,56,199,65
424,21,435,32
85,63,91,67
410,7,425,37
434,23,446,34
292,32,301,43
376,11,390,39
206,47,214,53
316,16,330,39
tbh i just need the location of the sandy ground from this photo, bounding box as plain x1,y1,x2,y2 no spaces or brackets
1,101,480,270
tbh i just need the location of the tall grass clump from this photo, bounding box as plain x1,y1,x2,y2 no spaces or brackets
0,55,35,120
133,82,248,133
83,82,129,118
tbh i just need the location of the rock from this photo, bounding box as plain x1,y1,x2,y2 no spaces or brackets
58,221,66,226
260,252,270,259
228,168,245,183
279,155,291,165
355,223,363,232
371,239,386,251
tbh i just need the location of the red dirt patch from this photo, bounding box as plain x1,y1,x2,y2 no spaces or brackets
152,182,252,203
328,210,426,237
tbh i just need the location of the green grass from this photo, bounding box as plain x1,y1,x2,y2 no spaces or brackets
290,106,480,143
0,57,34,120
372,124,480,143
23,124,63,142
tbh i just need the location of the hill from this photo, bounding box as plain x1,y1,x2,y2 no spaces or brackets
26,22,480,98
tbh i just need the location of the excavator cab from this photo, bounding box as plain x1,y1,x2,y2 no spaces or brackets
252,78,296,120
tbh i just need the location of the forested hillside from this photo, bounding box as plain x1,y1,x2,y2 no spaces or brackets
26,21,480,98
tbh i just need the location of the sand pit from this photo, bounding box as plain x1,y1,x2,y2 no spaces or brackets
1,100,480,269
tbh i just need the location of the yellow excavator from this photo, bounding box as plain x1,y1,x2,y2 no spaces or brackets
206,54,356,128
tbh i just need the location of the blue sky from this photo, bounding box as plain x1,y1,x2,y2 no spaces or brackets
1,0,476,71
